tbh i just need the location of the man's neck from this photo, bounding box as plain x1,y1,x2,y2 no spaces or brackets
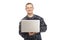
27,13,34,18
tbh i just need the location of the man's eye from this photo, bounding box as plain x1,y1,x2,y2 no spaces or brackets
30,7,32,8
27,7,29,9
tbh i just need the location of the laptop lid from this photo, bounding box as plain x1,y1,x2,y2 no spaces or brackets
21,20,40,32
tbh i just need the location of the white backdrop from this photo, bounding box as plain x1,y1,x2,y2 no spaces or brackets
0,0,60,40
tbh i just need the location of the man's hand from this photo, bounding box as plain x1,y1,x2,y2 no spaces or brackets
28,32,37,36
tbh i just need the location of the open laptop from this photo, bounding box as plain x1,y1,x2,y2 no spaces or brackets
21,20,40,32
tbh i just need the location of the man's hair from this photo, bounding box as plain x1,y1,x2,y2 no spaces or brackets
25,3,33,7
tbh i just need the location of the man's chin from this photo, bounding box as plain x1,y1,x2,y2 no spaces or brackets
28,12,32,14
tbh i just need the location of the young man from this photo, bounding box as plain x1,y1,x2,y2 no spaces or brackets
19,3,47,40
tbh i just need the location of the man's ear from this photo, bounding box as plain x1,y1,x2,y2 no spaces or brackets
32,8,34,11
33,8,34,10
33,7,34,10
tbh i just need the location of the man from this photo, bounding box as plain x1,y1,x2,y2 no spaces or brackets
19,3,47,40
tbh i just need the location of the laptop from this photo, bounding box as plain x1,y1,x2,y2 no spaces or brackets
21,20,40,32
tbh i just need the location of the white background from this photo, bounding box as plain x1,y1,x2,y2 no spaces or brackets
0,0,60,40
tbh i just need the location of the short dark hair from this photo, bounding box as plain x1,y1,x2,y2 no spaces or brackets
26,3,33,7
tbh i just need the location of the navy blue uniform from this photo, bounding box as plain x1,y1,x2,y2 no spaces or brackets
19,14,47,40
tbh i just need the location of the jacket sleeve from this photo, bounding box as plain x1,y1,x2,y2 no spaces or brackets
19,22,28,38
40,18,47,32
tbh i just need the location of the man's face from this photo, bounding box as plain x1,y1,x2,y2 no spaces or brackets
25,4,34,14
